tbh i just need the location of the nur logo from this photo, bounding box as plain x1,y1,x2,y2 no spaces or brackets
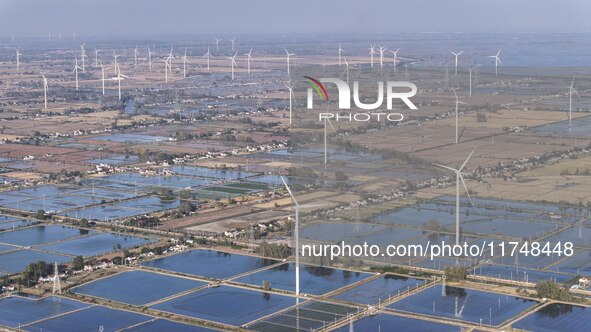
303,76,418,122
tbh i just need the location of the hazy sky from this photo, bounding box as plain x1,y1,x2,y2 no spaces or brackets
1,0,589,37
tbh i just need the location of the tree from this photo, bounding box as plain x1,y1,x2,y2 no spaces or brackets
72,256,84,271
335,171,348,182
21,261,51,287
79,219,90,228
255,242,291,259
35,209,47,220
536,280,573,301
179,189,192,200
444,266,466,281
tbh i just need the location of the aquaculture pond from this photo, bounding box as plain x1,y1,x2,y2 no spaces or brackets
72,270,206,305
0,218,32,230
551,249,591,276
123,319,217,332
512,303,591,332
531,116,591,137
0,225,91,247
332,275,425,305
168,165,256,179
300,222,390,243
141,250,280,279
389,285,537,326
0,250,72,274
86,155,139,165
545,226,591,247
334,313,462,332
246,300,358,332
0,296,89,329
89,133,169,144
38,233,154,257
471,265,574,283
26,305,152,332
91,173,210,191
63,196,180,220
0,185,135,212
234,263,373,295
150,286,294,326
0,186,95,212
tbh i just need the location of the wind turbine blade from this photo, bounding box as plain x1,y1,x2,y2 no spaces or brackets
453,88,458,101
433,163,457,172
327,118,337,132
459,174,474,207
459,148,476,171
572,87,581,98
280,176,298,206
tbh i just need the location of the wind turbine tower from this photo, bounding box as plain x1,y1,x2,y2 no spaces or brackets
434,148,476,246
204,47,212,72
227,52,238,80
285,48,294,75
449,50,463,75
42,75,48,109
488,49,502,76
568,75,581,130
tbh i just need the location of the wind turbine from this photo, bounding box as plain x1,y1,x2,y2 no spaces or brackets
204,47,212,72
369,44,376,68
112,63,129,100
324,117,337,164
147,47,154,70
468,65,480,97
214,37,221,52
99,61,110,95
15,48,20,72
134,46,139,67
229,38,237,52
73,56,82,90
94,49,99,67
227,52,238,80
79,43,86,72
433,148,476,246
449,50,463,75
166,48,174,73
488,49,502,76
285,48,294,76
343,57,350,84
338,43,344,66
182,50,188,78
162,59,170,83
245,48,253,74
41,75,48,109
390,48,400,71
453,89,469,144
280,176,300,299
378,45,387,69
568,75,581,130
286,84,294,125
112,50,120,76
